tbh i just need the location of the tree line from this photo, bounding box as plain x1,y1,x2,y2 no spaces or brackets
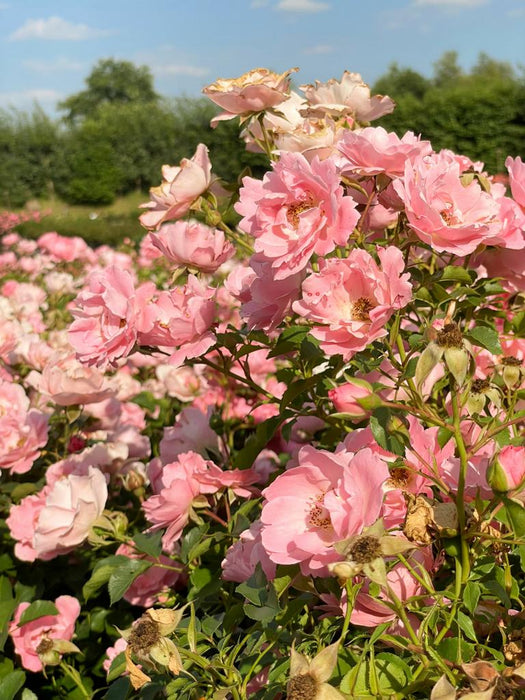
1,53,523,208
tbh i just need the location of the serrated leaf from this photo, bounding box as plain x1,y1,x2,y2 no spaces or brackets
441,266,474,284
131,531,162,558
108,559,152,605
268,326,310,358
18,600,58,626
466,326,502,355
83,555,129,601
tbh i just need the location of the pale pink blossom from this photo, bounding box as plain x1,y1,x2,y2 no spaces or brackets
139,144,213,229
236,152,359,279
0,380,49,474
293,247,412,360
26,352,115,406
230,256,305,331
155,364,205,401
136,275,216,366
32,467,108,559
260,445,390,576
488,445,525,492
150,220,234,272
69,266,139,367
9,596,80,672
203,67,297,123
6,489,49,562
159,406,221,466
506,155,525,208
337,127,432,177
328,379,374,421
300,71,395,122
222,521,276,582
394,150,516,255
37,231,94,263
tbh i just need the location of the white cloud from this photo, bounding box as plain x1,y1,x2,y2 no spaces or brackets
151,63,210,78
0,89,62,110
9,16,112,41
276,0,331,12
303,44,334,54
23,57,85,73
412,0,487,6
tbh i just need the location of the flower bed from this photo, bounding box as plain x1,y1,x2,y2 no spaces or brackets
0,66,524,699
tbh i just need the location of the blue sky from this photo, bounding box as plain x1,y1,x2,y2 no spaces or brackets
1,0,524,114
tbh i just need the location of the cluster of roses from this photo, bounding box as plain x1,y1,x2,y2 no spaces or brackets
1,66,524,698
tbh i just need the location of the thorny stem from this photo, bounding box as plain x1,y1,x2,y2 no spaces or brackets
59,661,91,699
451,388,471,585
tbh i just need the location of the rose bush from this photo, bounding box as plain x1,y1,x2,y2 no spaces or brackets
0,66,524,700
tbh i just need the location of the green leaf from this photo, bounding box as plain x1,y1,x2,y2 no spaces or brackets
502,497,525,538
18,600,59,626
21,690,38,700
0,578,15,652
268,326,310,358
83,555,129,601
463,581,481,615
106,651,127,683
457,610,478,642
103,676,131,699
441,265,474,284
466,326,502,355
108,559,152,605
0,670,26,700
232,414,287,468
374,653,411,693
370,407,405,456
131,531,162,558
437,637,475,663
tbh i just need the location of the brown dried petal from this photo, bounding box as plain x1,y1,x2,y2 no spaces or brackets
404,495,434,544
462,662,500,692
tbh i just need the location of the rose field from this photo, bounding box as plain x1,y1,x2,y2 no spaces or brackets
0,66,525,700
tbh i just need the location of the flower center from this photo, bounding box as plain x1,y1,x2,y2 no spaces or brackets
502,356,522,367
287,673,319,700
440,203,461,226
347,535,382,564
286,195,315,228
471,377,491,394
36,637,54,655
351,297,374,322
128,617,161,656
436,322,463,348
308,494,332,531
388,466,410,488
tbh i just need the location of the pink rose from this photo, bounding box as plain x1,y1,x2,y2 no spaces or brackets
0,380,48,474
300,71,395,122
506,155,525,209
337,127,432,177
9,596,80,672
69,266,139,368
150,220,234,272
293,246,412,360
26,352,115,406
32,467,108,559
139,144,213,229
135,275,216,365
203,67,297,122
236,152,359,280
260,445,390,576
394,150,510,255
222,521,276,583
37,231,94,263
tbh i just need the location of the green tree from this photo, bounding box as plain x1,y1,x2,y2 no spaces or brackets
59,58,159,123
373,62,429,100
432,50,464,87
